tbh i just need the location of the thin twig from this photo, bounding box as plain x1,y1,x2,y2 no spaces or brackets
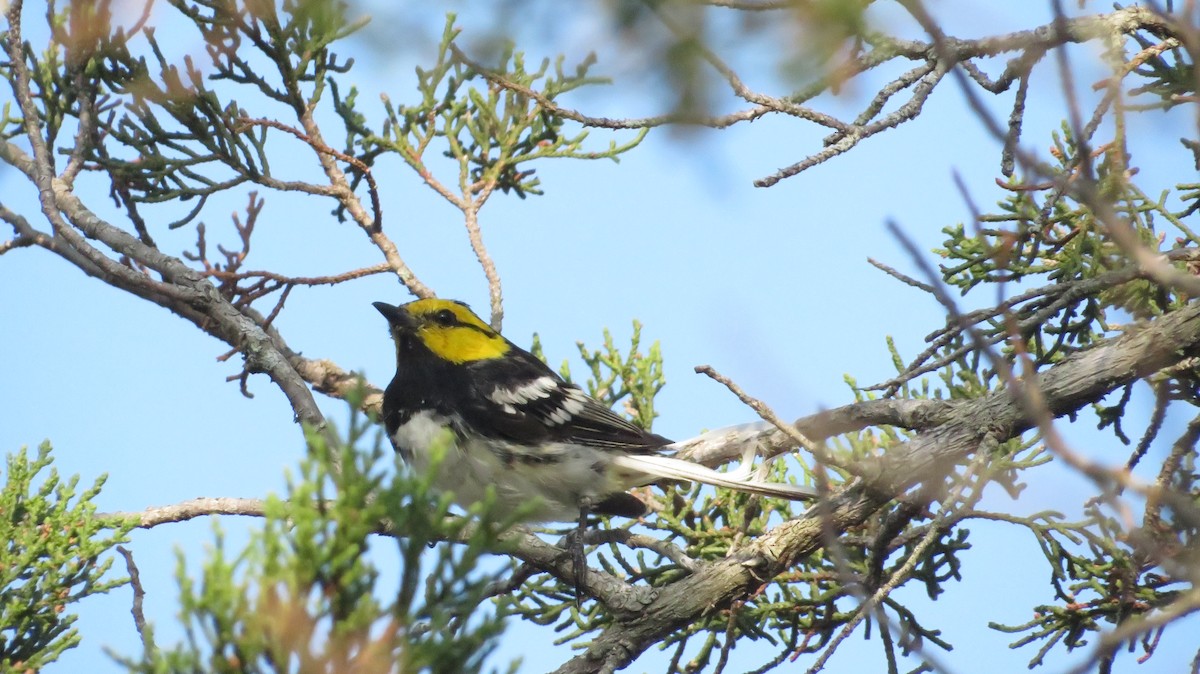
234,118,434,300
481,562,539,600
868,257,936,293
462,195,504,331
208,262,393,287
804,451,989,674
583,529,698,573
116,545,155,660
101,496,651,620
693,364,846,479
449,43,775,131
237,117,383,231
672,398,954,468
1126,382,1169,473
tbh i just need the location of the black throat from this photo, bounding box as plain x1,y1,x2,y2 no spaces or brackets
382,334,463,436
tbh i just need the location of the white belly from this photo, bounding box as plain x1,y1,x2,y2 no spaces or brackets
392,410,638,521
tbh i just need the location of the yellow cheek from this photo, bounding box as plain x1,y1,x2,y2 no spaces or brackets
419,326,509,363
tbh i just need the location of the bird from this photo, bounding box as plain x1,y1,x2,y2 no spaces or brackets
374,298,818,523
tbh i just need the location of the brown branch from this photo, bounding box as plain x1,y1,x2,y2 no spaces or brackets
672,397,955,468
236,117,383,231
693,364,845,479
757,66,950,187
104,496,653,618
116,545,155,660
463,188,504,331
208,262,393,287
232,117,434,301
1,137,327,428
110,497,270,528
552,300,1200,674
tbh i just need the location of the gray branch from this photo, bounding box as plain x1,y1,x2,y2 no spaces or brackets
552,301,1200,674
102,302,1200,673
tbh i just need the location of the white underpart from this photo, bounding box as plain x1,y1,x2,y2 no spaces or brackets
393,409,820,522
393,410,624,521
391,410,453,457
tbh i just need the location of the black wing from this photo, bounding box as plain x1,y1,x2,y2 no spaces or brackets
460,349,670,453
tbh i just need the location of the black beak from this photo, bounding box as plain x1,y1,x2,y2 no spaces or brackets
373,301,413,329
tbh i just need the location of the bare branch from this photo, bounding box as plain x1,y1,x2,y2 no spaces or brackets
694,364,846,484
111,497,270,528
235,116,384,230
450,43,776,131
0,130,326,427
234,117,434,300
463,186,504,331
115,545,155,661
553,300,1200,673
673,398,955,467
453,5,1178,187
804,451,990,674
104,496,655,619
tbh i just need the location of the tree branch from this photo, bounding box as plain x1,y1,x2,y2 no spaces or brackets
553,300,1200,673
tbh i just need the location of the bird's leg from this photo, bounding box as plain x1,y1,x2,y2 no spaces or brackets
572,498,593,601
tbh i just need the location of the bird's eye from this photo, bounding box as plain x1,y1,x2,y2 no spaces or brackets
433,309,456,326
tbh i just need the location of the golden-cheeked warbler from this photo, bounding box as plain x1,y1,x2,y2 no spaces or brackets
375,298,817,522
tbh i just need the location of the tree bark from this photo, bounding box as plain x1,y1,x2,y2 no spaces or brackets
555,302,1200,674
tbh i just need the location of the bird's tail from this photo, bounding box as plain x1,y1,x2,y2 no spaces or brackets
611,453,819,501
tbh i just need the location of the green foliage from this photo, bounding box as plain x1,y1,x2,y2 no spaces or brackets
987,502,1180,668
851,26,1200,672
5,1,1200,672
51,0,368,220
120,405,519,674
13,2,643,233
531,320,665,432
570,321,665,432
335,14,646,207
0,442,132,671
925,124,1191,394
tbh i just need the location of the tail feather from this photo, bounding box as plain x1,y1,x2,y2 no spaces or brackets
612,454,819,501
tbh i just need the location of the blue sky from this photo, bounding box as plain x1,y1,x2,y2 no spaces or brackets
2,1,1197,672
